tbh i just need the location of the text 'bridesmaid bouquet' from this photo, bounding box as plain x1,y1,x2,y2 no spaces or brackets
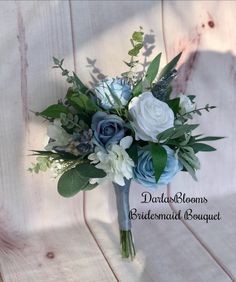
29,28,223,259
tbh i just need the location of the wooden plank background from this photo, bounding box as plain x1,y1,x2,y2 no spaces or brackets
0,1,236,281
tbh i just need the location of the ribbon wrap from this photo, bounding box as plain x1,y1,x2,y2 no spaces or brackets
113,179,131,231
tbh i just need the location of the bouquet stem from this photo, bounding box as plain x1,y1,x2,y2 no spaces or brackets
113,179,135,260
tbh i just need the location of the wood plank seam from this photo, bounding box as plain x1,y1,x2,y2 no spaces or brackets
83,191,119,282
68,1,119,280
167,184,236,282
161,0,235,279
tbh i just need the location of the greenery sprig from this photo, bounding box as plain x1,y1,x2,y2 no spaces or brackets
177,104,216,122
122,27,144,81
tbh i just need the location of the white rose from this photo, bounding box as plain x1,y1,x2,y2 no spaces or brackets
128,92,174,142
179,94,195,115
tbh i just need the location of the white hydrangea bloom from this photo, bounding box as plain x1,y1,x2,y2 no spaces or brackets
88,137,134,186
45,119,71,150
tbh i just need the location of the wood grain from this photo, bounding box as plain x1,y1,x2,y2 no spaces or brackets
164,1,236,280
0,1,117,281
0,0,236,281
163,0,236,197
0,225,116,282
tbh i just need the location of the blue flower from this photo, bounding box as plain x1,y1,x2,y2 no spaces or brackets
133,146,182,188
94,78,132,109
91,111,125,148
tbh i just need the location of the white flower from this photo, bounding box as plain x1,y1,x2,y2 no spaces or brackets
88,137,134,186
179,94,195,115
45,119,71,150
128,92,174,142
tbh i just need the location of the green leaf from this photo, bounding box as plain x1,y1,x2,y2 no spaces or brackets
167,98,180,115
171,124,199,139
159,52,182,80
145,53,162,83
68,93,99,114
127,143,138,164
39,104,69,118
158,124,199,141
66,87,78,99
83,182,98,191
190,143,216,153
188,95,196,102
128,43,143,57
150,143,167,182
62,69,69,76
73,72,89,93
132,79,143,96
76,163,106,178
157,127,176,141
31,150,78,161
128,48,139,57
58,167,89,197
132,31,144,42
106,82,123,108
178,156,197,181
180,147,200,170
179,134,191,146
195,136,225,142
53,57,60,65
66,88,93,122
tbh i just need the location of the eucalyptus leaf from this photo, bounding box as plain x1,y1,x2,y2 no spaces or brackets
128,43,143,57
132,31,144,42
76,163,106,178
150,143,167,182
58,167,89,197
83,182,98,191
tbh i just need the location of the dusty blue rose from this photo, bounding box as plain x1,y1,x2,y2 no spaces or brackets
91,111,125,148
94,78,131,109
133,146,182,188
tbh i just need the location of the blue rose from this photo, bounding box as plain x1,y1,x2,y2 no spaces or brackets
94,78,132,109
133,146,183,188
91,111,125,148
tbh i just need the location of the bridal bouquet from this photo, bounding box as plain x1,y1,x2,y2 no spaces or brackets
29,29,223,259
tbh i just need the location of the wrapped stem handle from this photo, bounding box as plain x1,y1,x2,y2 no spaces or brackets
113,179,135,259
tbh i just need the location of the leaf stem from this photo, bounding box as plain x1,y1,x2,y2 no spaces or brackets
176,105,216,120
